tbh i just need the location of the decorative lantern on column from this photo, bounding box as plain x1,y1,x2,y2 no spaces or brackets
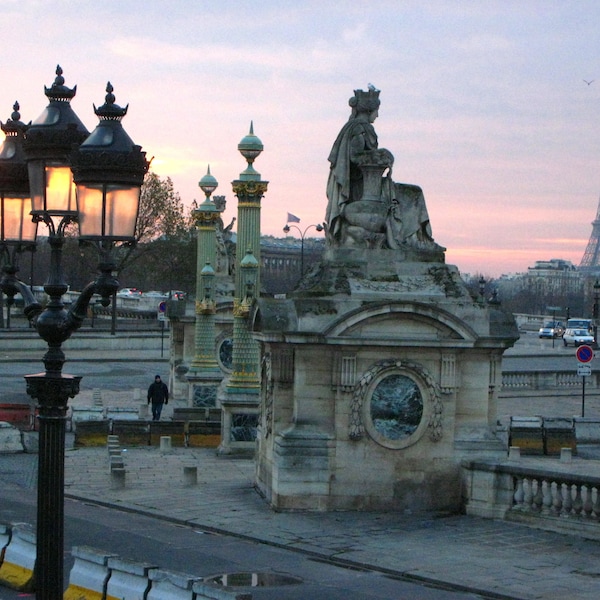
0,102,37,248
24,65,89,236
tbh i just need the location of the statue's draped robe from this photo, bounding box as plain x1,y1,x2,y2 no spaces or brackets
325,115,433,247
326,117,378,241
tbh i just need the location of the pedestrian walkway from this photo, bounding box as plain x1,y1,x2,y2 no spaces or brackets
57,444,600,600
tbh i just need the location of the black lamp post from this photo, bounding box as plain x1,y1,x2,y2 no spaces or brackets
282,221,323,277
0,67,148,599
0,101,38,328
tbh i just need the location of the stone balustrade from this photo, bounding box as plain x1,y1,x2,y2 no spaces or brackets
502,370,600,391
463,458,600,540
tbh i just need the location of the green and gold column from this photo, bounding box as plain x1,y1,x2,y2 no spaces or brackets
220,124,268,454
186,166,223,406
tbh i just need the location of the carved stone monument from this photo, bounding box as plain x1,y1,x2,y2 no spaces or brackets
252,87,518,512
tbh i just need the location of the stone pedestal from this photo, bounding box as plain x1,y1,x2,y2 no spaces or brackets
253,251,518,512
217,390,259,456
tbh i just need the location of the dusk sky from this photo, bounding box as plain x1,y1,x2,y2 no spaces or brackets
2,0,600,277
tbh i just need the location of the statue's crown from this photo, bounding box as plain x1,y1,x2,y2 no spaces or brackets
349,87,380,112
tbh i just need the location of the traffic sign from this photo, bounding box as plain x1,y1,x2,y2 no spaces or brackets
158,301,167,313
578,364,592,377
576,345,594,363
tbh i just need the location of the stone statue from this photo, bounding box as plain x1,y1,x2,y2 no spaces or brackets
325,86,441,254
213,195,236,275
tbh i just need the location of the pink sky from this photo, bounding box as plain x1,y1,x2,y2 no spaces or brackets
2,1,600,278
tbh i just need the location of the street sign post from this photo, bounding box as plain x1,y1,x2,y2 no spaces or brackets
576,344,595,417
546,305,562,348
158,302,167,357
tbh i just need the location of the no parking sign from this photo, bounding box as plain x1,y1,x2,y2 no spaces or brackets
158,301,167,321
576,345,594,363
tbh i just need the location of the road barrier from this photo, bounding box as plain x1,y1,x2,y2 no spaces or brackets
74,419,221,448
0,523,10,563
74,420,111,447
0,528,255,599
147,568,201,599
0,422,24,453
151,422,185,447
106,556,156,599
0,523,36,591
0,404,32,430
64,546,117,600
193,579,252,600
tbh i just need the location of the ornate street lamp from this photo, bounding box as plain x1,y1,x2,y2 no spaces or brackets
25,66,89,233
0,101,37,327
282,221,324,277
1,68,148,599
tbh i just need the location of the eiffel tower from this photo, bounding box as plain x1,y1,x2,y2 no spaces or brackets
580,195,600,271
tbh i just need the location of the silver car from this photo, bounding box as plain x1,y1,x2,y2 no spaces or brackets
538,322,564,338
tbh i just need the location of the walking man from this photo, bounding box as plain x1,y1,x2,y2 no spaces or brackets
147,374,169,421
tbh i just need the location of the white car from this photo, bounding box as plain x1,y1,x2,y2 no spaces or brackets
562,328,595,347
116,288,142,297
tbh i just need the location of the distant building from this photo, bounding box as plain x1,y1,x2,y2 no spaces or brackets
260,236,325,295
526,259,582,295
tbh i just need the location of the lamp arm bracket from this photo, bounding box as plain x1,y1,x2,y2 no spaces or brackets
66,263,119,332
0,274,43,323
66,280,100,332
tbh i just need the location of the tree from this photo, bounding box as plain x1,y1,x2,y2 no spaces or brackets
136,172,187,243
111,172,187,277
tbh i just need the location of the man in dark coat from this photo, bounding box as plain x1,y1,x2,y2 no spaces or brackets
147,375,169,421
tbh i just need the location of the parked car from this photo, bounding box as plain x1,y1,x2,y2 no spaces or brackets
562,328,595,347
116,288,142,297
144,290,167,298
538,321,564,338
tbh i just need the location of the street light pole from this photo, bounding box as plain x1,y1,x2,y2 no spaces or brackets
0,69,148,599
282,222,324,277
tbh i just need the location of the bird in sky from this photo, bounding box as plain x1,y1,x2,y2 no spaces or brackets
583,79,595,85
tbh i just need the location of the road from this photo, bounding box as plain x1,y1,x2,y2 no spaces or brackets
0,472,488,600
0,333,583,398
0,358,170,404
503,330,595,371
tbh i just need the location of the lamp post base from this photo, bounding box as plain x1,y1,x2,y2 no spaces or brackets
25,371,81,600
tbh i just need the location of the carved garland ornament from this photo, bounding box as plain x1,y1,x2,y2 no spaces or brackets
349,359,443,443
261,352,274,438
